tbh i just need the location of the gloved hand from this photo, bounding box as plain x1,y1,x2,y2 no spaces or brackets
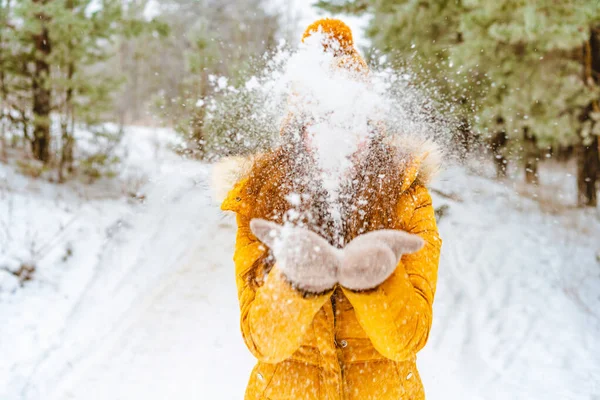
250,219,341,293
250,219,425,293
339,230,424,291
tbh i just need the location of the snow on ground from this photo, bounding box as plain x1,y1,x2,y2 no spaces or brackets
0,126,226,399
1,129,600,399
421,163,600,400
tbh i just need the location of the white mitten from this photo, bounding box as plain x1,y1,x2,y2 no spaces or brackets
250,219,341,293
339,230,424,291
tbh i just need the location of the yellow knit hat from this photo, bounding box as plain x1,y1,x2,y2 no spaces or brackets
301,18,369,74
302,18,354,52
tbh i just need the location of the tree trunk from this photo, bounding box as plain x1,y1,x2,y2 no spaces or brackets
523,126,539,185
490,117,508,179
576,132,598,207
577,26,600,207
191,69,209,158
59,62,75,182
59,0,75,182
31,1,52,163
19,109,29,148
131,51,140,122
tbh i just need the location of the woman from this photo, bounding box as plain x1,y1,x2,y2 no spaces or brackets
220,19,442,400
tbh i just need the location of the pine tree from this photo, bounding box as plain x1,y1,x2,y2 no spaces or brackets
2,0,165,177
452,1,599,202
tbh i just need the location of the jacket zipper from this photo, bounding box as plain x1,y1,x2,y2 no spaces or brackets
331,289,345,400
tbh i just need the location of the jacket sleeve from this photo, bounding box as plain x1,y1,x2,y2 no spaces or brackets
232,213,333,364
341,185,442,361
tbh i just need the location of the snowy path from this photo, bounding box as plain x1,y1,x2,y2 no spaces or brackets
7,160,254,400
48,196,254,400
3,152,600,399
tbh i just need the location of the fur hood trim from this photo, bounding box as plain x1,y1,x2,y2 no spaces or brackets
385,135,443,188
210,154,256,206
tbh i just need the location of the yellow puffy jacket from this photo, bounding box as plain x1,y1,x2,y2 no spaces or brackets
221,148,442,400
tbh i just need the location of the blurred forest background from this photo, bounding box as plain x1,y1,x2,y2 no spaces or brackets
0,0,599,207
